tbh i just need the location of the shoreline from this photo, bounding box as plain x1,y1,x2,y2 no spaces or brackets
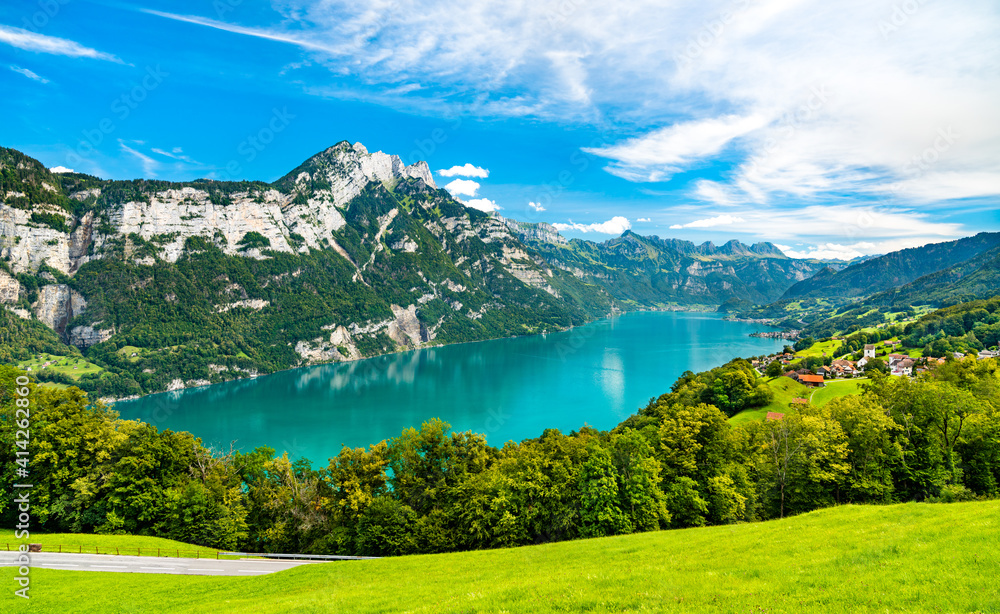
103,306,759,405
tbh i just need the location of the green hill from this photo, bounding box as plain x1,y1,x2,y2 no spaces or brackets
4,501,997,613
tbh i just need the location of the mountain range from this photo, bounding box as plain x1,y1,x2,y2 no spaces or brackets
1,142,995,396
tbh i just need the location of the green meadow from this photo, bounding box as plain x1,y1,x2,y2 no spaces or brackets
2,501,996,613
729,376,810,425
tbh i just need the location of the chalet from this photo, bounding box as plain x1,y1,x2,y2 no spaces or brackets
816,366,834,378
863,344,877,359
799,374,825,387
884,340,901,347
766,412,785,421
790,398,809,406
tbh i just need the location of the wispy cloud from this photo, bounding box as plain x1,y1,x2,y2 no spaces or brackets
152,147,200,165
142,0,1000,207
554,216,632,235
118,140,158,177
585,114,768,182
9,65,49,83
670,214,746,230
667,204,962,244
528,201,546,212
438,163,489,178
0,26,124,63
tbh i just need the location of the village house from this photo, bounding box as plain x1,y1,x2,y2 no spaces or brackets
799,373,825,387
893,358,915,376
831,359,857,377
978,349,1000,360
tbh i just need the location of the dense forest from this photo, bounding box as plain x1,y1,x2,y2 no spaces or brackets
2,350,996,555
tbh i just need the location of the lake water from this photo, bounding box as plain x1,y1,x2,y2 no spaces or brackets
114,311,786,463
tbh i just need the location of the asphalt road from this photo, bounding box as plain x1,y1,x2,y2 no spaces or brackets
0,551,318,576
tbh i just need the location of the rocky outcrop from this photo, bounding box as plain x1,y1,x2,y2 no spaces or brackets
68,324,114,348
31,284,86,336
386,304,429,348
0,269,19,303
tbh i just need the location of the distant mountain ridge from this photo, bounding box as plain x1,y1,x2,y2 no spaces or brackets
780,232,1000,300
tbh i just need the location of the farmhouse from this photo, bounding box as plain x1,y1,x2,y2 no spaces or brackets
799,374,825,387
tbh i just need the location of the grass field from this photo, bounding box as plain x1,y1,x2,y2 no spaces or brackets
794,339,844,359
810,378,866,407
729,376,809,425
0,530,233,559
2,501,997,613
15,353,103,380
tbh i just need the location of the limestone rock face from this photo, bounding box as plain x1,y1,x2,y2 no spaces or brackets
31,284,86,335
0,141,437,276
68,324,114,348
386,304,428,348
0,269,20,303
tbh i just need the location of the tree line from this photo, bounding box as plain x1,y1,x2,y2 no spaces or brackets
1,356,997,555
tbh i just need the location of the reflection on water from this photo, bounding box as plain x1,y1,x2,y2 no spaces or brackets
115,312,786,462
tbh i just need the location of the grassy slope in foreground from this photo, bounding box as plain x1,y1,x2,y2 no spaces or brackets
4,501,998,613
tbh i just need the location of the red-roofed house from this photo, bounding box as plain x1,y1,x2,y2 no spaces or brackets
766,412,785,421
799,374,825,387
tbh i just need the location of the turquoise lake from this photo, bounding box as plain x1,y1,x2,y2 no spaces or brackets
114,311,786,463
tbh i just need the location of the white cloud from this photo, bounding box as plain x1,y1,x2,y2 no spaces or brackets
554,216,632,235
528,201,546,212
775,237,944,260
49,166,74,174
438,164,489,178
463,198,501,212
669,214,746,230
444,179,480,197
0,26,123,63
664,205,962,251
9,65,48,83
636,217,651,222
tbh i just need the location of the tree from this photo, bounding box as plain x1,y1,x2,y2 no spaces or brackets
578,444,631,537
766,360,785,378
609,429,669,532
664,477,708,527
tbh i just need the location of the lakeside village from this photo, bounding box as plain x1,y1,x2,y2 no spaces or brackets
750,338,1000,385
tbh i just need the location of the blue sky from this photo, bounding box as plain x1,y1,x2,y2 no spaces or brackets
2,0,998,258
